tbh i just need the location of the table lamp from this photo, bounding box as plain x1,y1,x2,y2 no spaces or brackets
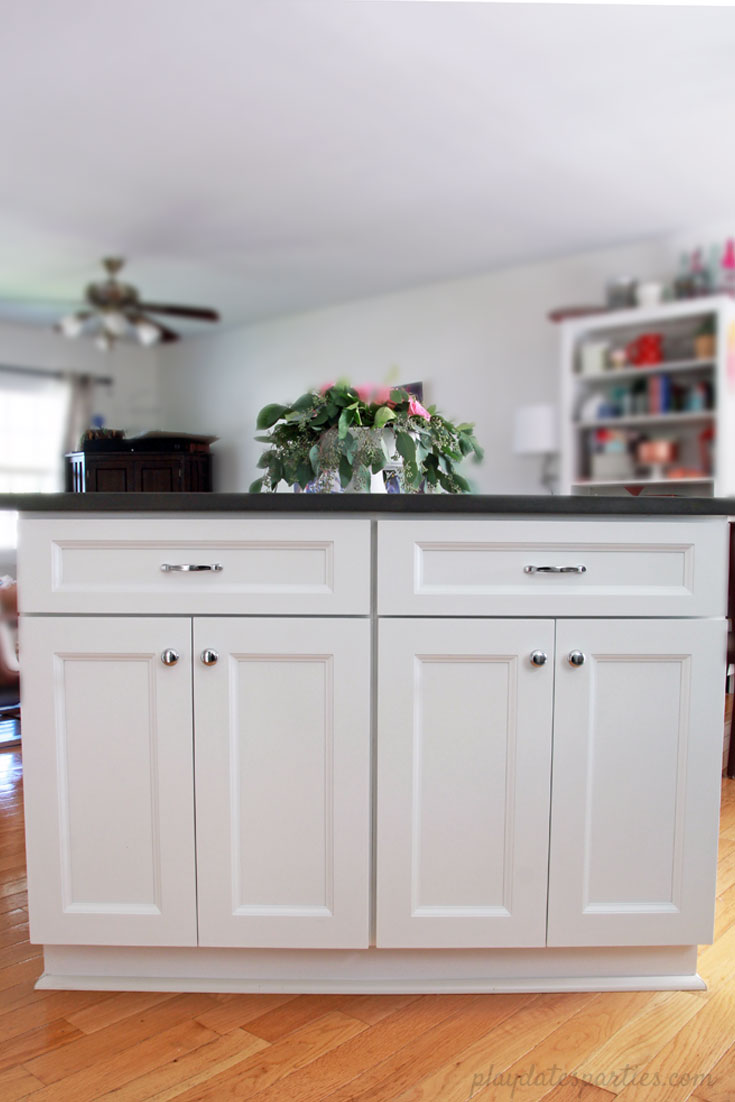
513,403,559,493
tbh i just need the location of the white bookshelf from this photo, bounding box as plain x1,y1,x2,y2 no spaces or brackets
559,295,735,497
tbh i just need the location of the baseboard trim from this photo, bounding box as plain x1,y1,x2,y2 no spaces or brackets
37,943,706,994
35,971,707,994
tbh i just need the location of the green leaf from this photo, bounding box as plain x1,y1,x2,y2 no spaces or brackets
342,430,358,462
373,405,396,431
254,434,273,444
248,477,264,493
338,454,353,488
338,408,351,439
390,388,409,404
292,391,316,412
471,438,484,461
257,451,273,469
256,403,287,429
395,431,416,465
458,436,473,457
371,450,387,474
453,472,471,492
308,444,320,476
456,422,474,433
268,456,283,485
296,460,313,488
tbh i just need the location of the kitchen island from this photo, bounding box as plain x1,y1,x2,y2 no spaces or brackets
6,492,734,993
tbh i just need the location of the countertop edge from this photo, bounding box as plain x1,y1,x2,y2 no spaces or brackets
0,493,734,516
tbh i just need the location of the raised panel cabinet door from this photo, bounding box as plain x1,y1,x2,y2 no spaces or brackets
547,618,727,947
193,617,370,948
376,618,555,948
20,616,197,946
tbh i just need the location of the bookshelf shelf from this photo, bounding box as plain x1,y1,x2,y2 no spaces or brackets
575,411,714,431
576,359,714,386
559,297,735,497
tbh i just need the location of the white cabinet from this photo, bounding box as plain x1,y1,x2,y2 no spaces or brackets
20,617,198,947
377,618,555,948
17,513,729,993
193,618,371,948
377,615,726,950
21,614,371,950
547,618,726,947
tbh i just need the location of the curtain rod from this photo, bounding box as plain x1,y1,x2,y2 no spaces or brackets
0,364,113,386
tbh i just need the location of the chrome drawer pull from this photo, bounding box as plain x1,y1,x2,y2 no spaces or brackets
160,563,224,573
524,565,587,575
530,650,548,667
161,649,179,666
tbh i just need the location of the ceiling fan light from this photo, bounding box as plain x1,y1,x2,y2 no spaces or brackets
103,310,128,337
59,313,85,338
135,319,162,346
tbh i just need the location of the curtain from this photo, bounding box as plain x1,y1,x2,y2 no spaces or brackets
63,372,96,455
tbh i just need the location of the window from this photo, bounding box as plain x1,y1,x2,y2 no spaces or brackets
0,372,72,548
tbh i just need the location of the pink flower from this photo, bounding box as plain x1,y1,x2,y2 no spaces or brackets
372,385,393,406
319,381,335,394
354,383,373,403
408,396,431,421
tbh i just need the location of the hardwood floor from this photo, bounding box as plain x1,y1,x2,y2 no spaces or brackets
1,745,734,1102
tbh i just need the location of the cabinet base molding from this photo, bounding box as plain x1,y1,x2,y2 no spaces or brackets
37,945,705,994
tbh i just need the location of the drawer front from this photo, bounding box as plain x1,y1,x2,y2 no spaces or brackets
19,517,371,615
377,518,728,617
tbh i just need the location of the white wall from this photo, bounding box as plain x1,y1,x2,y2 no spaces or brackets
158,234,699,493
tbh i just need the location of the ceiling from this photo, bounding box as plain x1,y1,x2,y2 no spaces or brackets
1,0,734,334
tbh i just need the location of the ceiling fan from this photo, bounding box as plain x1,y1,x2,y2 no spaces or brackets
57,257,220,350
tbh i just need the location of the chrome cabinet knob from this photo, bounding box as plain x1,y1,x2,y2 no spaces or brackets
161,649,179,667
568,650,586,667
530,650,548,667
201,649,219,666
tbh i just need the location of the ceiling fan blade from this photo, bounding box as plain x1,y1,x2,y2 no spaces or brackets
138,302,219,322
133,313,179,343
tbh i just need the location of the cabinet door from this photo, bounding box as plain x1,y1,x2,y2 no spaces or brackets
377,618,555,948
547,618,726,947
20,617,197,946
193,617,370,948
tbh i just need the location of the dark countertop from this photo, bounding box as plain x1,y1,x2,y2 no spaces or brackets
0,492,734,516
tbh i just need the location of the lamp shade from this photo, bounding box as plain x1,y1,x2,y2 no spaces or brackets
513,403,558,455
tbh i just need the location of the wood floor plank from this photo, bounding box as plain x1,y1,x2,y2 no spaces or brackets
24,993,220,1085
246,994,351,1041
469,990,656,1102
172,1010,368,1101
387,992,594,1102
713,881,735,938
543,1080,617,1102
715,841,735,897
93,1027,269,1102
0,1015,83,1074
0,954,42,992
180,996,473,1102
24,1018,221,1102
614,980,735,1101
321,993,537,1102
65,990,180,1034
337,993,422,1025
691,1038,735,1102
574,990,706,1094
0,1064,46,1102
194,993,298,1035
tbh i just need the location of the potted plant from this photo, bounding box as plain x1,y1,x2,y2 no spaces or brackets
250,382,483,493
